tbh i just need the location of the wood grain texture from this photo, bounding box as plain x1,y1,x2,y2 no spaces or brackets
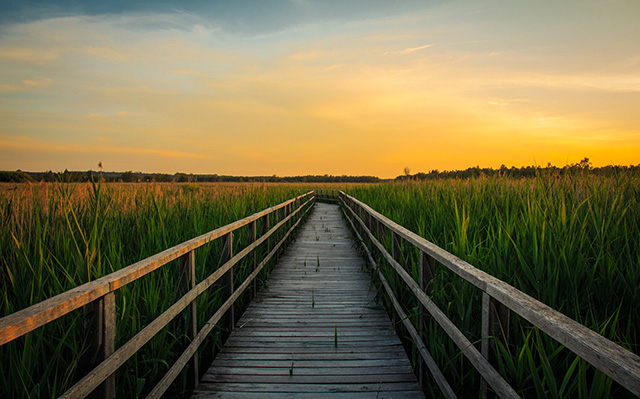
145,209,311,399
0,192,314,346
342,201,455,399
341,196,520,398
193,203,425,399
181,250,199,391
340,192,640,397
59,198,314,399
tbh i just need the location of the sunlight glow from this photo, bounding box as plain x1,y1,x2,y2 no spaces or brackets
1,1,639,177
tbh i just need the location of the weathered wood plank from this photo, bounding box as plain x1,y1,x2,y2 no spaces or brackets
213,352,413,361
180,250,199,391
208,359,414,368
0,192,314,346
219,232,234,334
342,200,455,399
342,195,519,399
192,391,426,399
59,197,314,399
341,191,640,397
203,373,418,384
196,382,423,393
144,201,313,399
216,346,406,355
145,202,312,399
202,365,415,376
193,203,425,398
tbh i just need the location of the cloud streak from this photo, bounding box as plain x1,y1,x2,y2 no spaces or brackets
384,44,434,55
1,1,639,177
0,135,210,159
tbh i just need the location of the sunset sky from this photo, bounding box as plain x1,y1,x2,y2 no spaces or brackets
1,0,639,178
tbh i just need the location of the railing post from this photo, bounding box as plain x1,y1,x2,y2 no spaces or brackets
365,210,377,258
374,218,383,244
220,232,235,334
481,292,510,398
179,250,199,390
274,208,281,262
78,292,116,399
285,203,291,244
419,251,436,389
390,231,402,326
366,213,375,252
420,251,436,296
263,213,271,275
250,220,257,298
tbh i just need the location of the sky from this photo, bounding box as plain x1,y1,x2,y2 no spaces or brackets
0,0,639,178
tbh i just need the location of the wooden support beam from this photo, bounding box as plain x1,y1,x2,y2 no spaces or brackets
262,214,270,281
76,292,116,399
481,292,511,397
340,197,455,399
341,197,520,398
418,250,435,390
390,231,402,325
340,191,640,397
54,196,315,399
180,250,199,391
420,251,436,296
145,201,313,399
0,192,314,347
274,209,281,263
250,220,257,298
220,233,234,335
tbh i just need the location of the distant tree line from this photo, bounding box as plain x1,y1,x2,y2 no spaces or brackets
3,158,637,184
396,158,640,181
0,169,381,183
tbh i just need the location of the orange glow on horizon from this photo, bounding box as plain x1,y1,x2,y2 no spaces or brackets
1,2,639,178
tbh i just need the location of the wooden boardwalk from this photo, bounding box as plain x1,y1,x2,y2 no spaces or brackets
192,202,425,398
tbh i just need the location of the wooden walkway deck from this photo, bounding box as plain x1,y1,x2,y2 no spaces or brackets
192,202,425,398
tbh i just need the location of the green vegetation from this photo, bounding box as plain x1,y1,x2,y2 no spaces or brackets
346,172,639,398
0,169,381,183
397,158,640,180
3,169,639,398
0,181,307,398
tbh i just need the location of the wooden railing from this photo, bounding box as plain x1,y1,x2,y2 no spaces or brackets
315,188,340,203
0,191,315,399
337,191,640,398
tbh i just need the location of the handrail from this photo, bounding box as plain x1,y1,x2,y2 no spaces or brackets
340,193,457,399
0,191,316,398
338,191,640,398
0,191,313,345
315,188,340,202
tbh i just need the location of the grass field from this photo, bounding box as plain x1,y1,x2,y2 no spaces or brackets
0,181,321,398
1,175,638,398
344,172,639,398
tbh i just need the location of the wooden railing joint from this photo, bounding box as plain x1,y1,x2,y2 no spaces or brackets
1,192,315,399
339,191,640,398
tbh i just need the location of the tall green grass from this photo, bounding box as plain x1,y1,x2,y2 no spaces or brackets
0,181,308,398
346,172,639,398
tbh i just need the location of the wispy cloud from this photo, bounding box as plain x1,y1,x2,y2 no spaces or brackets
21,77,52,88
384,44,433,55
0,135,210,160
0,46,59,65
1,1,639,176
81,45,131,63
0,83,20,92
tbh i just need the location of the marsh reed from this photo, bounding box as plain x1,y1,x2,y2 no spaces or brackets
346,172,639,398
